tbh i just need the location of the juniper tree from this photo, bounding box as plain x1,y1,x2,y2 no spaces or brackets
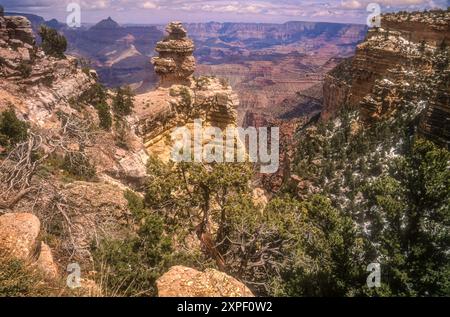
38,26,67,59
112,86,134,117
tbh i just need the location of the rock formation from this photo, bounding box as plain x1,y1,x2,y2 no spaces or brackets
34,242,59,280
321,58,352,121
135,22,239,161
0,213,40,261
0,213,59,280
0,11,35,78
0,13,149,183
382,11,449,46
151,22,196,87
157,266,254,297
418,70,450,147
0,14,149,289
321,10,449,148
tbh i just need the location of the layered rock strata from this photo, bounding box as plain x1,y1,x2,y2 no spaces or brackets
136,22,240,161
151,22,196,87
0,10,36,78
321,10,449,148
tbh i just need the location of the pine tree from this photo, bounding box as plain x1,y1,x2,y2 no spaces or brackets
363,138,450,296
0,108,28,148
38,26,67,59
96,103,112,131
112,86,134,117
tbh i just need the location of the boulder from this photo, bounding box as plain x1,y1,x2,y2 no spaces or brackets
34,242,59,280
0,213,40,261
157,266,254,297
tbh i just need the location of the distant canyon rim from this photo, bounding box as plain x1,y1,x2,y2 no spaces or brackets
6,12,368,125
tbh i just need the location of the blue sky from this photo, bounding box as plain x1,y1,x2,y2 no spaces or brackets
2,0,448,24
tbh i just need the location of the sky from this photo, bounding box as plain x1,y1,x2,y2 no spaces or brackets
1,0,449,25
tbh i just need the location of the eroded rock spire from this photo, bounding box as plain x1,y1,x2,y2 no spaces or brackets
151,22,196,87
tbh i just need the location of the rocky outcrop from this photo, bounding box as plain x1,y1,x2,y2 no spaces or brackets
321,10,449,148
0,213,59,280
0,8,35,46
136,22,239,161
0,14,150,185
137,78,239,162
151,22,195,87
0,14,149,281
418,68,450,148
321,58,352,120
0,11,36,78
157,266,254,297
34,242,59,280
0,13,94,119
382,11,449,46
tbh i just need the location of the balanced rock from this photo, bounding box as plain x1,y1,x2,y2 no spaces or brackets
151,22,196,87
157,266,254,297
0,213,40,261
136,22,240,162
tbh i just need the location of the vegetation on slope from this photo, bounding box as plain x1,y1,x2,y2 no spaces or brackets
38,26,67,59
285,104,449,296
93,95,449,297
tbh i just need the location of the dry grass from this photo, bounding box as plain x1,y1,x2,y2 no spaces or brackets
0,253,105,297
0,254,58,297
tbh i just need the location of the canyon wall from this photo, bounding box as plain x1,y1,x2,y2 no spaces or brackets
321,10,449,148
0,12,151,274
382,12,449,46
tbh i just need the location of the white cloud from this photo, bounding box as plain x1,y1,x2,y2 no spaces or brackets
140,1,159,9
2,0,447,23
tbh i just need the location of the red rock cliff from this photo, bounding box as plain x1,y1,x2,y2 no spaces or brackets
321,10,449,148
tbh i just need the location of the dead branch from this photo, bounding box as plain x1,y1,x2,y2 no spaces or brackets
0,132,46,196
0,112,95,211
0,187,34,211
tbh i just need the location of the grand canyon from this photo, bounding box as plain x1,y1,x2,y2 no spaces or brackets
0,1,449,301
6,12,367,124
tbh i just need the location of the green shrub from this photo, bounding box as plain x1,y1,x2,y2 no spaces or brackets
0,256,50,297
93,212,175,297
0,108,28,148
38,26,67,59
112,86,134,117
62,152,96,180
96,103,112,131
79,83,108,106
18,62,32,78
124,190,145,220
